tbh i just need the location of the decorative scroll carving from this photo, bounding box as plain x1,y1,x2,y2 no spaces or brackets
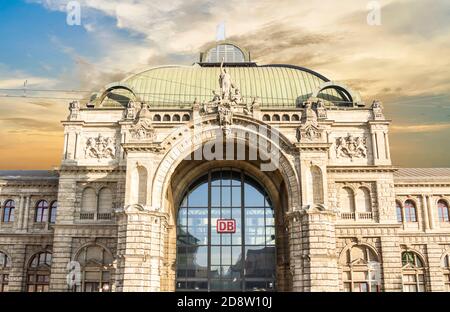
335,134,367,159
85,134,116,159
68,100,80,121
129,103,155,141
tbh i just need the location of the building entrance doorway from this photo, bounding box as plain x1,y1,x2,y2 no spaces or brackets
175,168,276,291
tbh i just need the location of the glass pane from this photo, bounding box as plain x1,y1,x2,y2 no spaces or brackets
232,187,241,207
176,169,275,291
244,183,265,206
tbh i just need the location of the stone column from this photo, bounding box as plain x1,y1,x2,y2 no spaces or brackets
286,211,303,291
421,195,430,231
427,243,445,292
379,231,402,291
7,244,27,292
116,206,168,292
427,195,435,230
49,228,73,291
296,208,339,292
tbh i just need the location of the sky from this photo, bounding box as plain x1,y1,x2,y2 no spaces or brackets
0,0,449,169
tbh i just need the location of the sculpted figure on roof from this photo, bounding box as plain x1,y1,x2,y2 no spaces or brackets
219,59,234,99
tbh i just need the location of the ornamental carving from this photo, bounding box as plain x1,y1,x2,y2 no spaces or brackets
129,103,156,141
371,100,384,120
335,134,367,159
199,60,255,135
296,100,323,142
85,134,116,159
68,100,80,121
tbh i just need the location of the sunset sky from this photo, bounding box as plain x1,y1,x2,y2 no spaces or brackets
0,0,449,169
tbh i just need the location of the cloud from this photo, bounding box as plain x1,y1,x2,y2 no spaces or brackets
391,123,450,133
3,0,449,168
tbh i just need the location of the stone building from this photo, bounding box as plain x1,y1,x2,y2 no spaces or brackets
1,42,450,292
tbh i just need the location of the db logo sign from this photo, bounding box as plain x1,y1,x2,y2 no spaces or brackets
217,219,236,233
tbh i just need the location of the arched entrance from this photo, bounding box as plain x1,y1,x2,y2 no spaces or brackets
175,168,276,291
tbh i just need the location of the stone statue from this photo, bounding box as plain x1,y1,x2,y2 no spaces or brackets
219,59,233,99
372,99,384,119
68,100,80,120
230,87,243,105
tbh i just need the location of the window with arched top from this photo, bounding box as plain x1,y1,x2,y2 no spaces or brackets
310,166,324,204
282,114,290,122
204,44,246,63
438,200,449,223
49,201,57,224
74,245,114,292
404,200,417,222
292,114,300,122
340,187,355,214
27,252,52,292
98,188,112,214
0,252,11,292
341,245,381,292
2,200,15,223
396,201,403,223
153,114,161,122
173,114,181,122
182,114,190,121
163,114,171,122
401,251,426,292
272,114,280,122
262,114,270,122
81,188,97,216
356,188,371,213
35,200,49,223
137,166,148,205
442,254,450,291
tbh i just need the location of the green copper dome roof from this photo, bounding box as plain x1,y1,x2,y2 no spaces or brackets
115,64,344,108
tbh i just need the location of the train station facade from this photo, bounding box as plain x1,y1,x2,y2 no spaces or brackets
1,42,450,292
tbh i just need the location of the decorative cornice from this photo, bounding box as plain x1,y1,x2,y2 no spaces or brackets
122,143,166,153
58,165,126,174
394,182,450,187
295,142,332,152
327,166,397,173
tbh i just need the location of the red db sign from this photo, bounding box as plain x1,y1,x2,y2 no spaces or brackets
217,219,236,233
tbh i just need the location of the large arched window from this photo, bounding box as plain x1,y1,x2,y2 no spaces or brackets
49,201,57,224
356,188,371,213
402,251,426,292
341,245,381,292
442,254,450,291
204,44,246,63
310,166,324,204
396,200,403,223
2,200,15,223
35,200,49,223
0,252,11,292
74,245,114,292
340,187,355,219
81,188,96,219
404,200,417,223
438,200,450,223
98,188,112,215
176,168,276,292
27,252,52,292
